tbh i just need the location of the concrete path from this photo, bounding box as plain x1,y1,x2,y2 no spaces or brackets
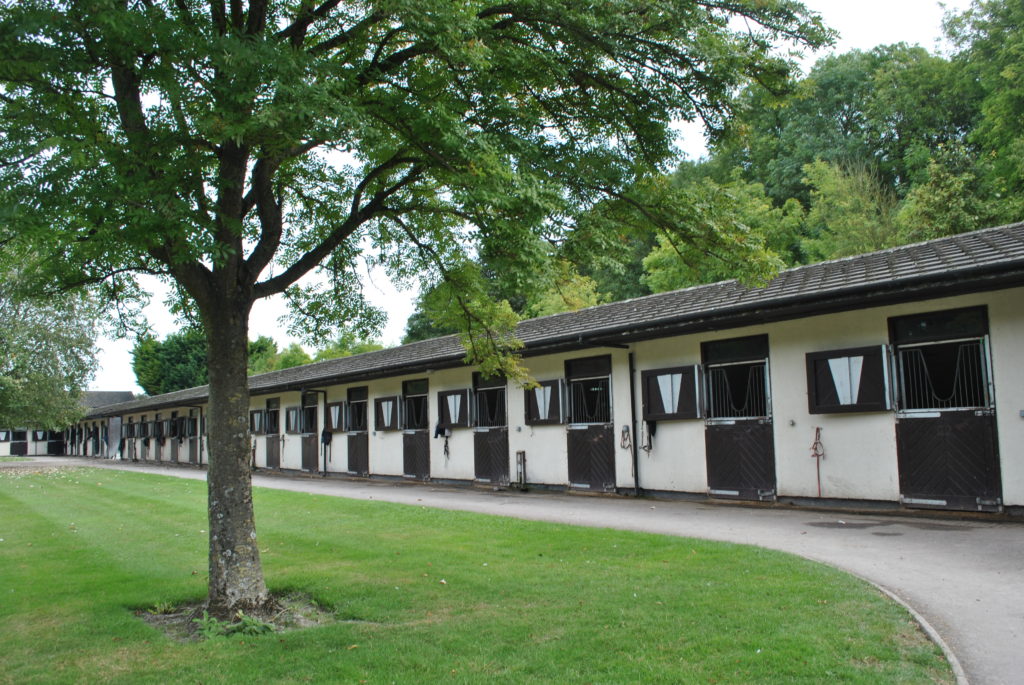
10,457,1023,684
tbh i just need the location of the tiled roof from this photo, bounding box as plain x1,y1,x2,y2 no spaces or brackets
89,222,1024,417
82,390,136,409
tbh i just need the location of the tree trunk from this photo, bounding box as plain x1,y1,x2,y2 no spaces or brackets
202,296,271,618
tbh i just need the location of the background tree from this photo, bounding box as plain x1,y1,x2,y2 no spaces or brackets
247,336,280,375
314,333,385,361
131,328,208,395
0,0,828,617
642,175,800,291
946,0,1024,224
0,281,99,429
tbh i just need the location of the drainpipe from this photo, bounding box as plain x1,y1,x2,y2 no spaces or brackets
628,351,640,497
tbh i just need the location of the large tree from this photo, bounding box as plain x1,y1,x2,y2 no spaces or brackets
0,277,99,429
132,328,209,395
0,1,828,617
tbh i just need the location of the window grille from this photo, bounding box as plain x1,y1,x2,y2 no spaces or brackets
897,339,989,411
705,362,769,419
568,377,611,424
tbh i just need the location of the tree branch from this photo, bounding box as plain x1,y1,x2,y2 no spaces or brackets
252,162,423,299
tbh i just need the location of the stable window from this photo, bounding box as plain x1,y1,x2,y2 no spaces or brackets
33,430,46,442
524,379,562,425
566,355,612,425
890,307,992,412
641,366,700,420
348,387,368,432
140,417,150,438
702,336,770,420
437,389,469,429
402,379,429,430
285,407,302,434
0,430,10,442
806,346,890,414
11,430,26,441
301,393,318,433
473,373,507,428
250,410,265,434
326,401,345,432
265,398,280,434
375,396,400,431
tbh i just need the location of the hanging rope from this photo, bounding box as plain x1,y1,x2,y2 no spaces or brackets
809,426,825,498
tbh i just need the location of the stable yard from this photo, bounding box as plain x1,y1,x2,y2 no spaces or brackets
0,467,951,684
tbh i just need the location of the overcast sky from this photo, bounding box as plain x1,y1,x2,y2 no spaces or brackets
90,0,976,393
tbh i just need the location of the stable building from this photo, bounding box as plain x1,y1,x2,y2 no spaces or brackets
1,391,134,457
73,222,1024,514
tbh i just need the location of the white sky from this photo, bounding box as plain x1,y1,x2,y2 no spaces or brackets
89,0,974,393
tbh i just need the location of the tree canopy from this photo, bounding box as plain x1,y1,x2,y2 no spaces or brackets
0,0,829,616
132,328,208,396
0,278,99,429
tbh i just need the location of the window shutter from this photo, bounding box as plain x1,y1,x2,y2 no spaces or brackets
524,379,562,425
642,366,701,420
438,389,470,428
806,345,890,414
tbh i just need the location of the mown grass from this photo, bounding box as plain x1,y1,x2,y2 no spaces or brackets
0,468,951,684
0,456,29,462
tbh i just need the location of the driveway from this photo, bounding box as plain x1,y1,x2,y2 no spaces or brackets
14,457,1024,684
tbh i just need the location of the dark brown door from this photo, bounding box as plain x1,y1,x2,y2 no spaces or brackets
169,414,180,462
891,308,1001,511
705,421,776,499
300,394,319,472
474,429,509,484
403,432,430,480
896,412,1000,510
265,399,281,469
187,412,199,464
565,356,615,492
402,380,430,480
348,434,369,475
347,387,369,475
702,336,776,501
567,424,615,491
473,376,509,484
10,430,27,456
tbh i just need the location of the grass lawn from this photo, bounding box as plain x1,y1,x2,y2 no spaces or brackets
0,467,951,684
0,456,30,462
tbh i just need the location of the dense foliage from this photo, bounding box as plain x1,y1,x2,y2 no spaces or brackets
0,280,99,429
132,329,208,396
401,0,1018,311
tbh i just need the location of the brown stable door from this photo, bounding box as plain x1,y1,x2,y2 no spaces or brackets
300,393,319,472
473,374,509,485
891,308,1001,512
565,356,616,492
402,379,430,480
702,336,776,502
347,387,369,475
265,399,281,469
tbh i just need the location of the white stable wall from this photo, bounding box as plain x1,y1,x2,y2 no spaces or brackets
90,285,1024,508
